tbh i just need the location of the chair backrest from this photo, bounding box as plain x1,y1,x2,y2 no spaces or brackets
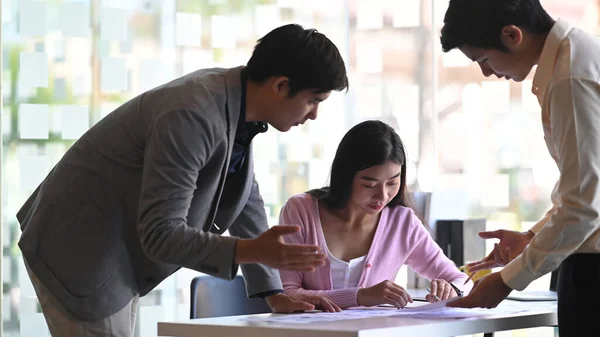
409,191,432,225
549,269,558,291
190,274,271,319
406,191,432,288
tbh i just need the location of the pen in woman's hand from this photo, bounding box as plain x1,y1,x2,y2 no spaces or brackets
426,287,441,302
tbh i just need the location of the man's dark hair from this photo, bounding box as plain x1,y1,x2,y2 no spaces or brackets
246,24,348,96
440,0,555,52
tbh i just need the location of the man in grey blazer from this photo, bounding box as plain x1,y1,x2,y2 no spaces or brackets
17,24,348,336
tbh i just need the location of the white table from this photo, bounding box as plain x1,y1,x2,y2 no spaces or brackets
158,300,557,337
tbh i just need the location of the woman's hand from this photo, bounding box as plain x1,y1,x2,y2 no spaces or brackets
357,280,413,309
426,279,458,303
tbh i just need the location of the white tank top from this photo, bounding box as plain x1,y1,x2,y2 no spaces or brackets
327,249,366,289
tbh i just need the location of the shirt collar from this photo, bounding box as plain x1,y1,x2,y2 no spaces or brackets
532,19,574,97
236,68,268,144
239,67,248,132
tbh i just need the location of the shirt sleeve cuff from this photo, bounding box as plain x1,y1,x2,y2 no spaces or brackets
500,255,537,291
231,238,240,279
250,289,284,299
530,220,547,234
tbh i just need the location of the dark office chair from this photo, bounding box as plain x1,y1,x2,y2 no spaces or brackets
189,274,271,319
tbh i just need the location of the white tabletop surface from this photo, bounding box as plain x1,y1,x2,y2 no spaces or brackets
158,299,557,337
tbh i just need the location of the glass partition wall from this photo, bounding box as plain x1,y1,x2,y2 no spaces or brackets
3,0,596,335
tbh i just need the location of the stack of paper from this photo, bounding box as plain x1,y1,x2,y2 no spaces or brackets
243,299,556,324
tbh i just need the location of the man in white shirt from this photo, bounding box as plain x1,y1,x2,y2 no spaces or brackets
439,0,600,335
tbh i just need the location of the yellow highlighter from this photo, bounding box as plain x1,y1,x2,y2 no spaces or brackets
460,264,492,284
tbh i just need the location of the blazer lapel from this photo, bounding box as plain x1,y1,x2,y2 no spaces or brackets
203,66,244,232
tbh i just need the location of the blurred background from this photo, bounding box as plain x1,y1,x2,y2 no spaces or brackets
3,0,597,336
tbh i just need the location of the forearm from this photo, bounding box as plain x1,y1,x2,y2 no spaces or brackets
139,220,238,279
502,206,600,290
284,286,360,309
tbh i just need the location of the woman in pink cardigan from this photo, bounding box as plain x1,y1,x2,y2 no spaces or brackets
279,120,473,310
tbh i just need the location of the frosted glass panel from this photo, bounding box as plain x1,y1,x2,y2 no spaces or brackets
101,57,128,92
175,12,202,47
356,0,383,30
211,16,236,49
100,7,127,41
59,3,90,38
20,314,49,337
60,105,90,140
19,104,49,139
19,52,48,89
19,1,47,36
18,155,48,192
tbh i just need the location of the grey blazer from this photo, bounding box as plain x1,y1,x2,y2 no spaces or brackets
17,67,282,321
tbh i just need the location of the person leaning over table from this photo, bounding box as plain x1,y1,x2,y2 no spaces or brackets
440,1,600,336
16,23,348,337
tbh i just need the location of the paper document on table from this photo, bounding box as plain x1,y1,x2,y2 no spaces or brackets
507,290,557,301
243,299,554,324
244,309,397,324
405,298,453,311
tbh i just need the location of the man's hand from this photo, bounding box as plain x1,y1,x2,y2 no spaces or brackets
265,293,315,313
467,230,534,273
357,280,413,309
235,225,326,272
447,272,512,309
290,293,341,312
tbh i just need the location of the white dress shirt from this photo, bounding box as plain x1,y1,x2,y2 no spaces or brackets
501,19,600,290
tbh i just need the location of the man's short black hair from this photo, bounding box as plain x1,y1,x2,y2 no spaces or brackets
440,0,555,52
246,24,348,96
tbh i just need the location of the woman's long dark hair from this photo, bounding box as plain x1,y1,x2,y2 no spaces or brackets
309,120,408,210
